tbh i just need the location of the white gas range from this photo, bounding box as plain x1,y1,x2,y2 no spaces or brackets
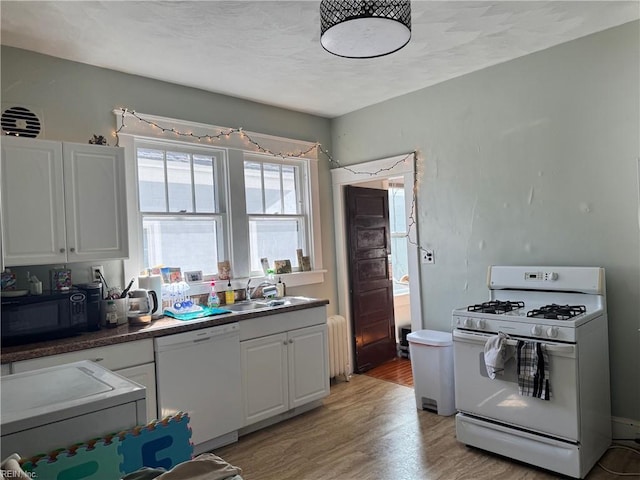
452,266,611,479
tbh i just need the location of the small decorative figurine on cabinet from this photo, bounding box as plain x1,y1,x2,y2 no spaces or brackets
88,134,108,146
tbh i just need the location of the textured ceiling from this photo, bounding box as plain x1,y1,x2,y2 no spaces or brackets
1,1,638,118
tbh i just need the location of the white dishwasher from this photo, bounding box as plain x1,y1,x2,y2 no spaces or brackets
154,322,241,453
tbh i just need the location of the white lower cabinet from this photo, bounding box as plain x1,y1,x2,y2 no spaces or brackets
287,324,330,408
12,339,157,423
241,333,288,424
241,323,329,427
114,362,157,421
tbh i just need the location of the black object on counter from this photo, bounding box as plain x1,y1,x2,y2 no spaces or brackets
75,283,102,331
121,278,135,299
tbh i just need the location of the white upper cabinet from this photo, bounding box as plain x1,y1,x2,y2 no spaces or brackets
1,138,67,266
62,143,128,262
1,137,128,266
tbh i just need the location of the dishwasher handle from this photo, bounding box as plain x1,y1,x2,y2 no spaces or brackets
193,336,212,343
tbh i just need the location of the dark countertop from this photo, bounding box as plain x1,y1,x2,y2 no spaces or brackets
1,298,329,364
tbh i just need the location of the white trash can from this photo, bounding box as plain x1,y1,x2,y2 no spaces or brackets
407,329,455,416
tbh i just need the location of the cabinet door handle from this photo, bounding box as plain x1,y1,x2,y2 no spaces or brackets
92,357,104,362
283,341,288,346
289,339,294,344
69,247,75,253
59,248,66,253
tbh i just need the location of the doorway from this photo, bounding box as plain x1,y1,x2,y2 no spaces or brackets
331,153,422,376
345,185,397,372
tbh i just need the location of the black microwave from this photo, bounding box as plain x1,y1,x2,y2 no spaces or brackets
1,289,88,346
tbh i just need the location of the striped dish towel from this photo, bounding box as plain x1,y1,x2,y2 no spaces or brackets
516,341,551,400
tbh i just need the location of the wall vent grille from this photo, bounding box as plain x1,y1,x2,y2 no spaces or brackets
1,105,42,138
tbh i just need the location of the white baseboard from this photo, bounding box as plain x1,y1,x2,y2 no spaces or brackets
612,416,640,440
193,430,238,454
238,400,323,437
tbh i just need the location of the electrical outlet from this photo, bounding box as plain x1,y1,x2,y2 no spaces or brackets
421,250,435,264
91,265,104,282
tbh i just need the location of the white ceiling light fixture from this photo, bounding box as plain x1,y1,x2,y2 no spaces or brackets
320,0,412,59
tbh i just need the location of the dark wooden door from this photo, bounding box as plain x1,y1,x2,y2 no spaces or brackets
345,185,396,373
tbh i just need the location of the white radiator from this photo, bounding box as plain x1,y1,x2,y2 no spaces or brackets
327,315,351,381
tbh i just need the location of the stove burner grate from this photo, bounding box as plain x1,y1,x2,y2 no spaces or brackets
467,300,525,314
526,304,587,320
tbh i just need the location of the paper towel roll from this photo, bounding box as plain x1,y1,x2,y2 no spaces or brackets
138,274,162,292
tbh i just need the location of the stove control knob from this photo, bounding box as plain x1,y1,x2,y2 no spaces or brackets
476,319,485,329
531,325,542,336
463,318,473,328
546,327,559,338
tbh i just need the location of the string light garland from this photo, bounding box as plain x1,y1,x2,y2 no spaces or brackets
114,108,429,255
114,108,317,159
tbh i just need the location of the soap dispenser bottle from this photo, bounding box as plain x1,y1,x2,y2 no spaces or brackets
225,279,235,305
207,281,220,308
276,277,285,298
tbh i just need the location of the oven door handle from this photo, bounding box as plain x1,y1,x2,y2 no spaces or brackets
503,338,576,355
453,330,576,356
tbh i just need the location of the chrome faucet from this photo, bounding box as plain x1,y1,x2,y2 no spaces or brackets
246,278,252,300
246,279,277,300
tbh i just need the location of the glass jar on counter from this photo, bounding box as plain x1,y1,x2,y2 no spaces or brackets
104,300,118,328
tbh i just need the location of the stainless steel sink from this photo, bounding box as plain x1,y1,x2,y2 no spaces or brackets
225,296,314,313
225,301,271,312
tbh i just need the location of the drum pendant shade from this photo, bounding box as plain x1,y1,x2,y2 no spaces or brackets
320,0,412,58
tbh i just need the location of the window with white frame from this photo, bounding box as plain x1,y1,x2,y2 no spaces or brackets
116,109,323,286
136,141,227,275
244,155,308,275
388,178,409,295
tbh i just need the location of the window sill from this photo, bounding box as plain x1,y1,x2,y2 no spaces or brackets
270,269,326,288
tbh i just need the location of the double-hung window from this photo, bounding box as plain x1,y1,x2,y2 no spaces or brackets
136,141,227,275
117,110,323,286
244,155,308,275
388,178,409,295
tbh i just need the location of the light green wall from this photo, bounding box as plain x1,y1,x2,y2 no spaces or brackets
1,46,338,312
331,21,640,422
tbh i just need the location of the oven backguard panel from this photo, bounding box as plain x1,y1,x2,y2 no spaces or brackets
488,266,605,295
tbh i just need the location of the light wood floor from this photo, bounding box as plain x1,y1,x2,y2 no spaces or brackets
215,374,639,480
